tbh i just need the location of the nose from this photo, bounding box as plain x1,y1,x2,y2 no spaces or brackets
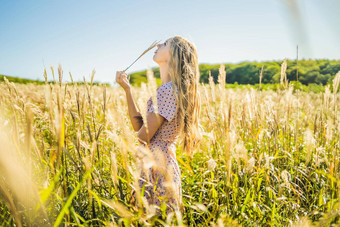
157,43,162,49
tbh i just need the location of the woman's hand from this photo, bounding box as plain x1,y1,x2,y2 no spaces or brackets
115,70,131,91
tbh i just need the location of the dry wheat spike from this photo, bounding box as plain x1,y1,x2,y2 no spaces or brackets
123,40,160,80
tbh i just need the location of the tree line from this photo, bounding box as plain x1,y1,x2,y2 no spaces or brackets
129,59,340,86
1,59,339,87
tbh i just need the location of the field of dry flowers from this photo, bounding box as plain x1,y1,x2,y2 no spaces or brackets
0,65,339,226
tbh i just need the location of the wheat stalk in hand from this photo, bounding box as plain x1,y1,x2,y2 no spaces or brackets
123,40,160,80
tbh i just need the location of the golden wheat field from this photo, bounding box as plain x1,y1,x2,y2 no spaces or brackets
0,66,339,226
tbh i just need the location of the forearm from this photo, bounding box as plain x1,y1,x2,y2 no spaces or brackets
124,88,143,131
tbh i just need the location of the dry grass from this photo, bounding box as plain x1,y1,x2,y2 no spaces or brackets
0,67,339,226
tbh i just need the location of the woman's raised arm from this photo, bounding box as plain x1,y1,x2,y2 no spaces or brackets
116,71,143,131
124,88,143,131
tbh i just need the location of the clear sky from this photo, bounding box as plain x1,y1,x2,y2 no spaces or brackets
0,0,339,84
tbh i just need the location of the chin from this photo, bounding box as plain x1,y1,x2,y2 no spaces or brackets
153,56,159,63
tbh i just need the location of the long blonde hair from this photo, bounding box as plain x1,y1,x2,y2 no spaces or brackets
168,35,201,157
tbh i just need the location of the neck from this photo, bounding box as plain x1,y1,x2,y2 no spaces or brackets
159,62,170,84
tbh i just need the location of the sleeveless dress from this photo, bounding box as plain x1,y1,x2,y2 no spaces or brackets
137,81,182,214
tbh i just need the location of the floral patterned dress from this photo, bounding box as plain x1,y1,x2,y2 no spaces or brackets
137,81,182,214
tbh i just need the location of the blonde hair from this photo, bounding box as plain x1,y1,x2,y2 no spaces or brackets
168,35,201,157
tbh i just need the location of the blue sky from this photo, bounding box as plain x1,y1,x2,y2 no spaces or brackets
0,0,339,84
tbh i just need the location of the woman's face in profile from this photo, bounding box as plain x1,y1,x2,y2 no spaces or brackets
153,38,171,64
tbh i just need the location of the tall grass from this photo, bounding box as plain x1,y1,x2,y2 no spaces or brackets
0,66,339,226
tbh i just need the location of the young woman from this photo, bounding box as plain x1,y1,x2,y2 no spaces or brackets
115,35,201,215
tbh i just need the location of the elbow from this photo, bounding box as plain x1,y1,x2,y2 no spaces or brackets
133,125,141,132
137,131,150,145
133,115,143,132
